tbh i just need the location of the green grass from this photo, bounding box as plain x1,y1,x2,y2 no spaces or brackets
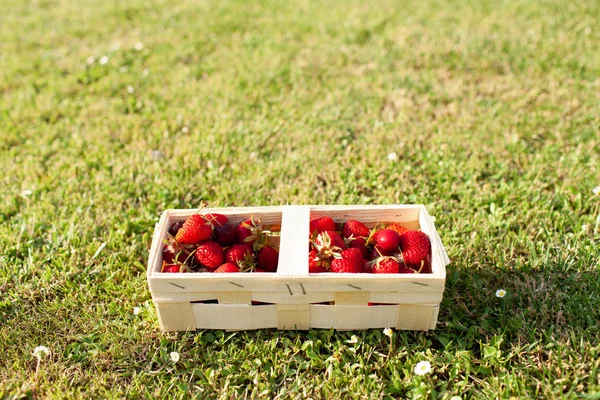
1,0,600,398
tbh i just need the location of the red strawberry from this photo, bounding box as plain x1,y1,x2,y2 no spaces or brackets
310,216,336,234
398,230,431,271
161,261,186,273
373,229,400,252
235,218,263,246
348,237,368,258
175,214,213,244
342,220,370,240
214,224,236,247
252,268,266,273
330,248,362,273
308,249,329,273
315,231,345,251
224,243,254,265
257,246,279,272
214,263,240,273
371,256,400,274
204,213,228,227
194,241,223,269
386,223,408,236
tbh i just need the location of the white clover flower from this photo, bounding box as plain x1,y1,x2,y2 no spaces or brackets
127,85,134,94
387,152,398,161
33,346,50,359
142,69,150,77
86,56,95,65
99,56,109,65
450,396,462,400
170,351,180,363
20,189,32,198
346,335,358,344
581,224,588,232
181,126,189,134
383,327,393,338
593,186,600,196
133,307,140,315
495,289,507,298
134,42,144,51
414,360,432,376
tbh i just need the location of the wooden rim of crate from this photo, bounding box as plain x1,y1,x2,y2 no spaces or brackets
146,205,450,331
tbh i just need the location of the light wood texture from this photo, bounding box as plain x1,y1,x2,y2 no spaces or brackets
146,205,450,332
192,304,277,330
277,206,310,276
310,305,399,330
217,292,252,304
155,302,196,332
396,304,439,330
277,304,310,330
335,292,369,306
148,274,446,294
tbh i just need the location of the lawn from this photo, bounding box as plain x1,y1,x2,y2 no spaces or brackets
1,0,599,398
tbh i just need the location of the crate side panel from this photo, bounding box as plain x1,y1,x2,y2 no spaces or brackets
309,305,399,330
192,304,277,330
148,275,445,294
277,304,310,330
155,302,196,332
396,304,439,331
309,206,421,229
369,291,443,305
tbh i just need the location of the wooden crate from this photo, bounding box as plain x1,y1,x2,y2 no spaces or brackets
147,205,449,332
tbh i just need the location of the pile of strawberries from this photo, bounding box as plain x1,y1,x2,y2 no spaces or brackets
162,213,279,273
308,217,431,274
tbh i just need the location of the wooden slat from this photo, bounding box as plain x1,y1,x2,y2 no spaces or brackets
192,304,277,330
217,292,252,304
369,291,443,305
252,291,333,304
309,305,399,330
277,206,310,276
148,274,446,294
396,304,438,331
277,304,310,330
335,292,369,306
155,302,196,332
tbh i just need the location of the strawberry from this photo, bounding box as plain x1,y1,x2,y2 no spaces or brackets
204,213,228,227
371,256,400,274
252,268,266,273
214,263,240,273
310,216,336,234
194,241,223,269
398,266,416,274
386,223,408,236
308,249,330,273
348,237,368,258
368,246,391,260
372,229,400,252
161,261,186,273
175,214,214,244
214,224,236,247
315,231,345,252
235,217,263,246
342,220,370,240
398,230,431,271
330,248,362,273
168,220,185,236
224,243,254,265
257,246,279,272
